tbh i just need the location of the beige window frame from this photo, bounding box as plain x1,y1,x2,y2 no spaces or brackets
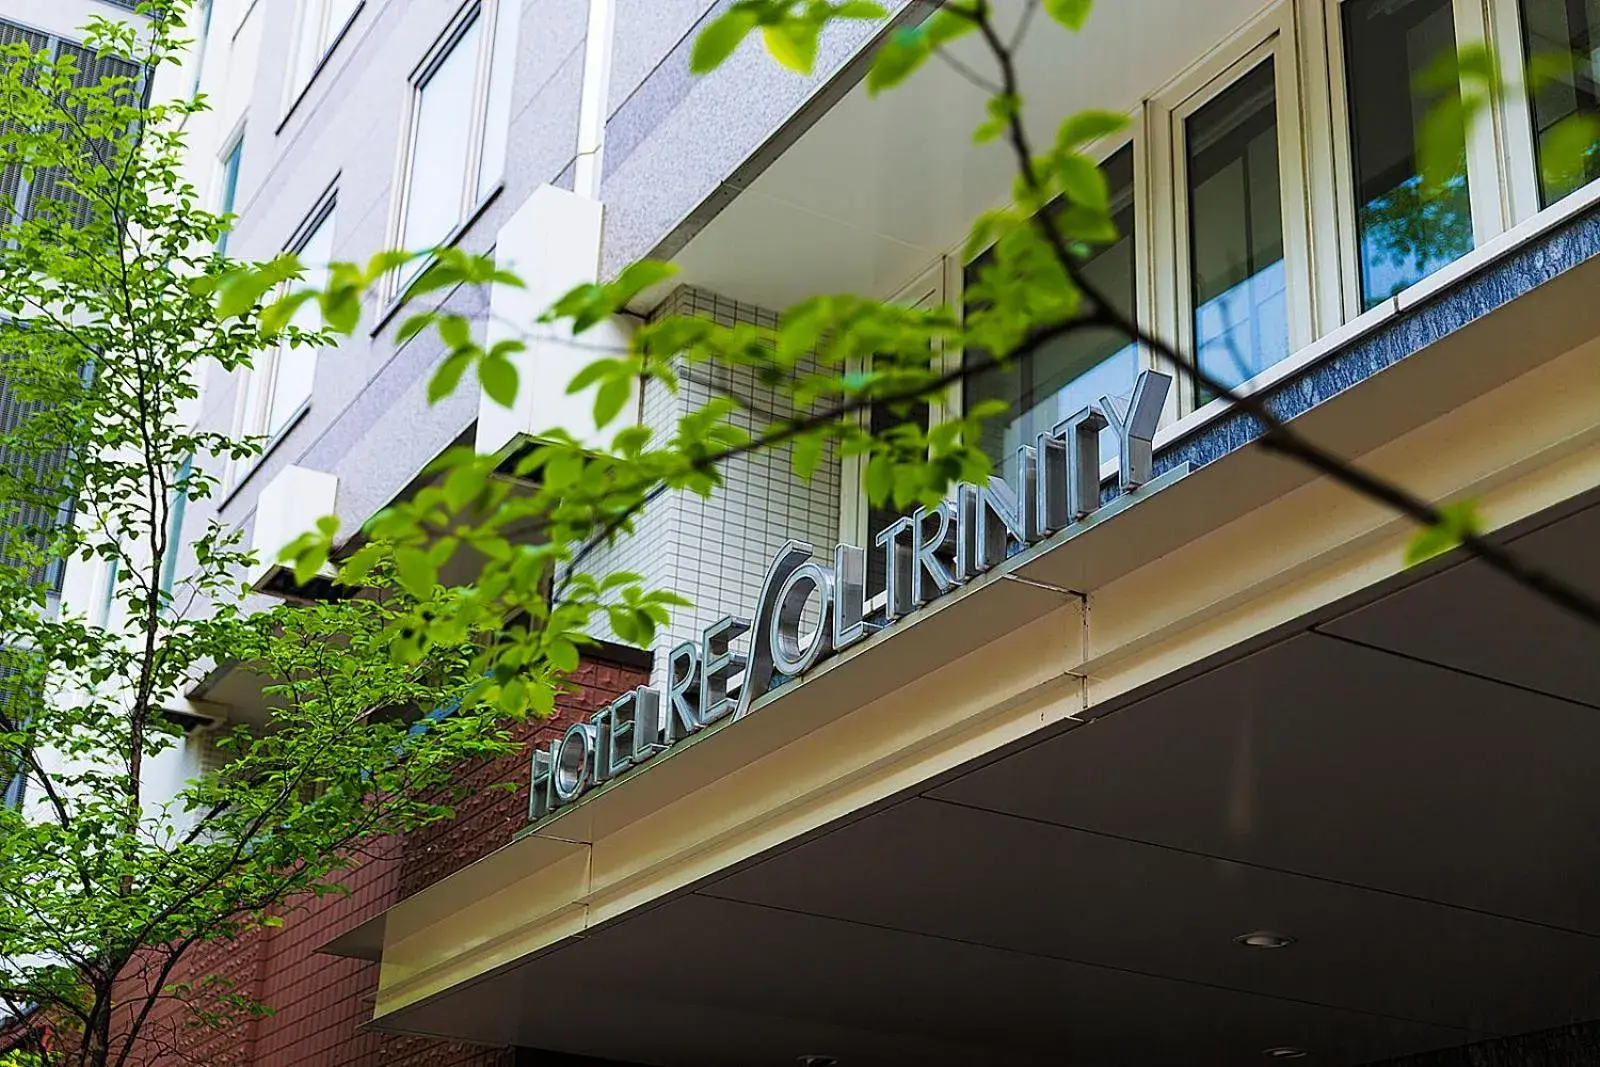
1149,1,1315,418
1318,0,1512,322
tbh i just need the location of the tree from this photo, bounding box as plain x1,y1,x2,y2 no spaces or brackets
4,2,1600,1067
0,5,677,1065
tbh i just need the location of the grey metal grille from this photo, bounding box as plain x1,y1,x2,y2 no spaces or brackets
23,40,139,230
0,21,49,225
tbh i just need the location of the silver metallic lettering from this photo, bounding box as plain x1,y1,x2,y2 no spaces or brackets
1034,431,1069,535
975,470,1028,571
875,517,915,620
630,686,665,764
832,544,875,652
1056,405,1108,521
735,541,813,720
664,641,700,744
1099,371,1171,492
700,616,750,726
911,501,957,604
552,723,595,803
771,560,834,677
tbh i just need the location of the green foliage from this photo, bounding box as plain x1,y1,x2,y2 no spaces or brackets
690,0,887,75
0,0,1544,1063
1406,501,1483,566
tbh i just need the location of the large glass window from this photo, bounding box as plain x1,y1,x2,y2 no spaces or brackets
1187,59,1287,397
1520,0,1600,205
964,146,1140,489
395,1,518,290
1342,0,1473,309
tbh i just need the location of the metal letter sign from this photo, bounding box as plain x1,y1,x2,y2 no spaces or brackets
529,370,1174,824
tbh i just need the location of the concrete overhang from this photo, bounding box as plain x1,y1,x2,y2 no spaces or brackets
348,236,1600,1065
651,0,1277,311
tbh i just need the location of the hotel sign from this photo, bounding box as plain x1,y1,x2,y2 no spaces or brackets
529,370,1175,822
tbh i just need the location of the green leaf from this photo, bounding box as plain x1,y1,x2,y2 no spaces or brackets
764,21,820,74
395,312,436,345
1405,500,1482,566
321,286,362,334
792,432,824,480
834,0,888,16
1056,108,1128,149
365,248,418,281
1056,152,1109,211
692,8,758,73
394,547,435,598
438,314,472,352
567,358,623,395
975,93,1020,144
594,375,632,428
546,638,580,674
1043,0,1093,31
428,351,473,404
260,291,315,337
609,260,679,307
1538,112,1600,197
479,355,519,408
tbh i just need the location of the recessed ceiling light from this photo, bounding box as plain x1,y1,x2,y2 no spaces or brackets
1235,930,1296,949
1263,1048,1308,1060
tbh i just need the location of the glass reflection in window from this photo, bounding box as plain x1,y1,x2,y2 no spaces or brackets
964,146,1140,490
1343,0,1473,308
1186,59,1287,399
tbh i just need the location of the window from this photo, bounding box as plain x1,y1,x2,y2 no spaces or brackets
216,134,243,257
95,554,119,628
1185,60,1288,399
1341,0,1474,308
231,201,333,481
844,265,945,600
288,0,362,100
964,146,1141,487
393,0,519,289
159,456,193,603
190,0,214,98
1519,0,1600,205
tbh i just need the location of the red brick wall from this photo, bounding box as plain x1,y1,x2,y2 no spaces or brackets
118,654,647,1067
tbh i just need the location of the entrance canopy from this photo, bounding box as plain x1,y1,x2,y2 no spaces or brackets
371,485,1600,1066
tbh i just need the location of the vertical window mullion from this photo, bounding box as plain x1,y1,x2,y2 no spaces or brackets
1454,0,1513,240
1486,0,1542,222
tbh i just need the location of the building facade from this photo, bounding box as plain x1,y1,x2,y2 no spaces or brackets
35,0,1600,1063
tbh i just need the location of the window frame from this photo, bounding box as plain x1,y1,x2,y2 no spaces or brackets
215,126,244,258
950,119,1154,469
1484,0,1599,223
225,190,335,493
1321,0,1512,321
282,0,365,114
385,0,515,302
1150,1,1314,417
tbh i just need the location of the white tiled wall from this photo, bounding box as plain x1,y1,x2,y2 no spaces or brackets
584,286,841,685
